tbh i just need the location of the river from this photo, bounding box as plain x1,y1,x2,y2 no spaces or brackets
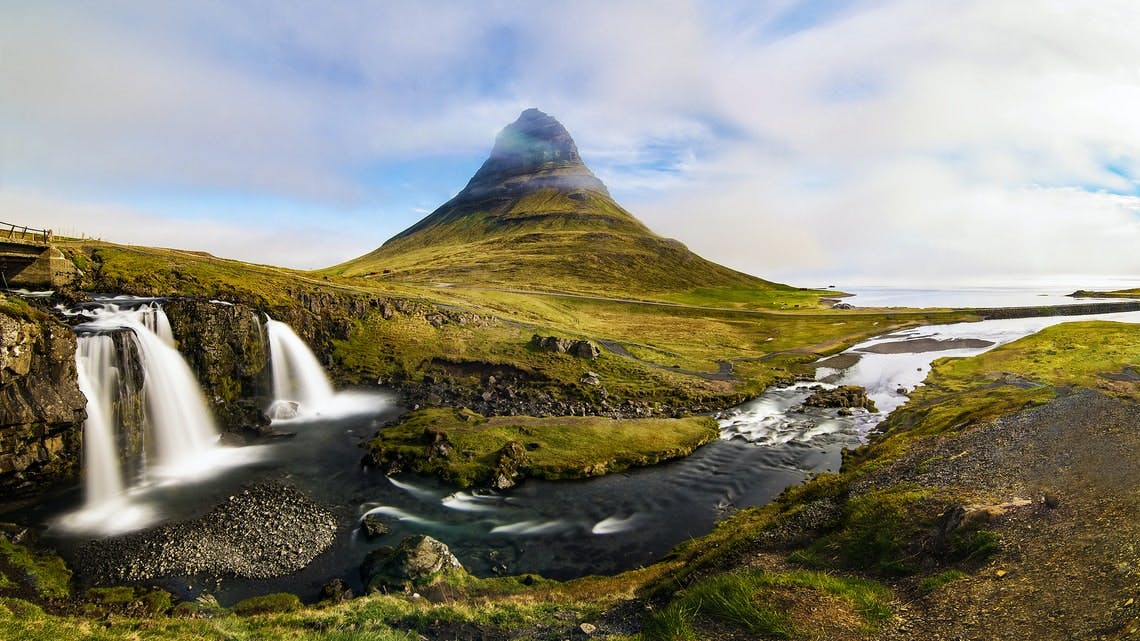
8,291,1140,604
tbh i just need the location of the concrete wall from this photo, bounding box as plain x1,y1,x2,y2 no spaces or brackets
0,243,76,289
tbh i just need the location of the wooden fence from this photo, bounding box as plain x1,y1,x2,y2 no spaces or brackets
1,221,53,243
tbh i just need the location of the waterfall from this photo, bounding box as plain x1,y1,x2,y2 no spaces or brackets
265,318,335,419
74,335,125,508
127,316,220,474
71,302,221,488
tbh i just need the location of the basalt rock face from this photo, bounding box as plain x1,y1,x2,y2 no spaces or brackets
0,307,87,496
163,299,271,433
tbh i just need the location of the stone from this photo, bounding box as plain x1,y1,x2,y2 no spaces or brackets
580,371,601,386
580,623,597,635
530,334,599,359
802,385,878,412
361,513,391,538
319,578,354,603
490,441,530,490
361,535,463,591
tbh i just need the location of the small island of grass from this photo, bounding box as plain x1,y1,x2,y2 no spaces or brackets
367,408,720,488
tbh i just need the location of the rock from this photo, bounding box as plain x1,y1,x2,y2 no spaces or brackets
267,400,300,420
0,303,86,496
580,622,597,635
319,578,354,603
569,340,600,360
803,385,878,412
530,334,599,359
491,441,530,490
580,371,601,386
361,535,464,592
1043,491,1061,509
361,513,391,538
162,299,271,432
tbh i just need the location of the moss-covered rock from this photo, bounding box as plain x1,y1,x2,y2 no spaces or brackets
163,298,271,432
361,535,464,592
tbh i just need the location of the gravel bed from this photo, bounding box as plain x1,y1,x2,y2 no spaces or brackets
77,482,337,583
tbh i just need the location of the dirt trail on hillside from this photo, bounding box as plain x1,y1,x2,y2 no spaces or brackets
871,390,1140,641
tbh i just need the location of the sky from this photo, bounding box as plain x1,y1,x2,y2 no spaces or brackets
3,0,1140,287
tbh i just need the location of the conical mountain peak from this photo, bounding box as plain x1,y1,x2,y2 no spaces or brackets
461,108,609,198
331,109,789,299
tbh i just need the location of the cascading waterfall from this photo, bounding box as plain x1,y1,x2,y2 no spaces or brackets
62,301,227,531
265,318,335,419
74,335,125,508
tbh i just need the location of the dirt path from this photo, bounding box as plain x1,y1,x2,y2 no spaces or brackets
870,389,1140,640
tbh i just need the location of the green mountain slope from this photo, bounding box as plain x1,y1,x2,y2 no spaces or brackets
327,109,818,306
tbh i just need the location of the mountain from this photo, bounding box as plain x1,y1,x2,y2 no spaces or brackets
328,109,803,301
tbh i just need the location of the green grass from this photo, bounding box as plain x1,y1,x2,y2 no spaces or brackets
644,569,892,640
232,593,303,616
918,570,968,594
368,408,719,487
0,534,72,600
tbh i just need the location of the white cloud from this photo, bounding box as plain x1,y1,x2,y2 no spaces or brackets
2,0,1139,282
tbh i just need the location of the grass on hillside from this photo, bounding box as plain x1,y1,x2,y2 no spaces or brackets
368,408,719,487
325,186,814,305
641,320,1140,616
643,569,892,641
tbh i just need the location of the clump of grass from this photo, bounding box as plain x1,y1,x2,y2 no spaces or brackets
231,592,303,616
918,570,968,594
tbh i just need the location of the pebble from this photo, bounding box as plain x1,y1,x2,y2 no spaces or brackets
76,482,337,582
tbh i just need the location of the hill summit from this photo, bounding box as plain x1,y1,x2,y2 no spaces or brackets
329,109,805,303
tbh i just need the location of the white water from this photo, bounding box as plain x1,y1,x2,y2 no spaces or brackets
74,336,125,507
128,318,220,476
58,301,252,534
265,317,387,421
722,310,1140,447
265,318,335,419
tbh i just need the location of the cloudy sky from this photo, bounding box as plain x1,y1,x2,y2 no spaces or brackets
3,1,1140,286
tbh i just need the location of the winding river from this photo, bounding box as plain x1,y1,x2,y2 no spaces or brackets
9,295,1140,604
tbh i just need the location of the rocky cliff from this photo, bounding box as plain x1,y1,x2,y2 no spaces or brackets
0,301,86,496
163,299,272,433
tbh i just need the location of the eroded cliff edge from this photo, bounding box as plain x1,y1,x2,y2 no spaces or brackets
0,301,86,497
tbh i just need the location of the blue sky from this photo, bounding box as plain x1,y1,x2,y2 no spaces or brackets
2,0,1139,285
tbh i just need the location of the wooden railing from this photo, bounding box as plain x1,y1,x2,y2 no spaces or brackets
1,221,53,243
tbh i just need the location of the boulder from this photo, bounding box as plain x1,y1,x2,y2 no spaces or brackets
319,578,354,603
802,385,878,412
361,513,391,538
361,535,464,592
491,441,530,489
530,334,600,360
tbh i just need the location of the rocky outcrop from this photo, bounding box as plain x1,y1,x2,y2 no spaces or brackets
490,440,529,490
360,534,464,592
803,385,878,413
530,334,600,359
163,299,271,433
0,304,86,496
